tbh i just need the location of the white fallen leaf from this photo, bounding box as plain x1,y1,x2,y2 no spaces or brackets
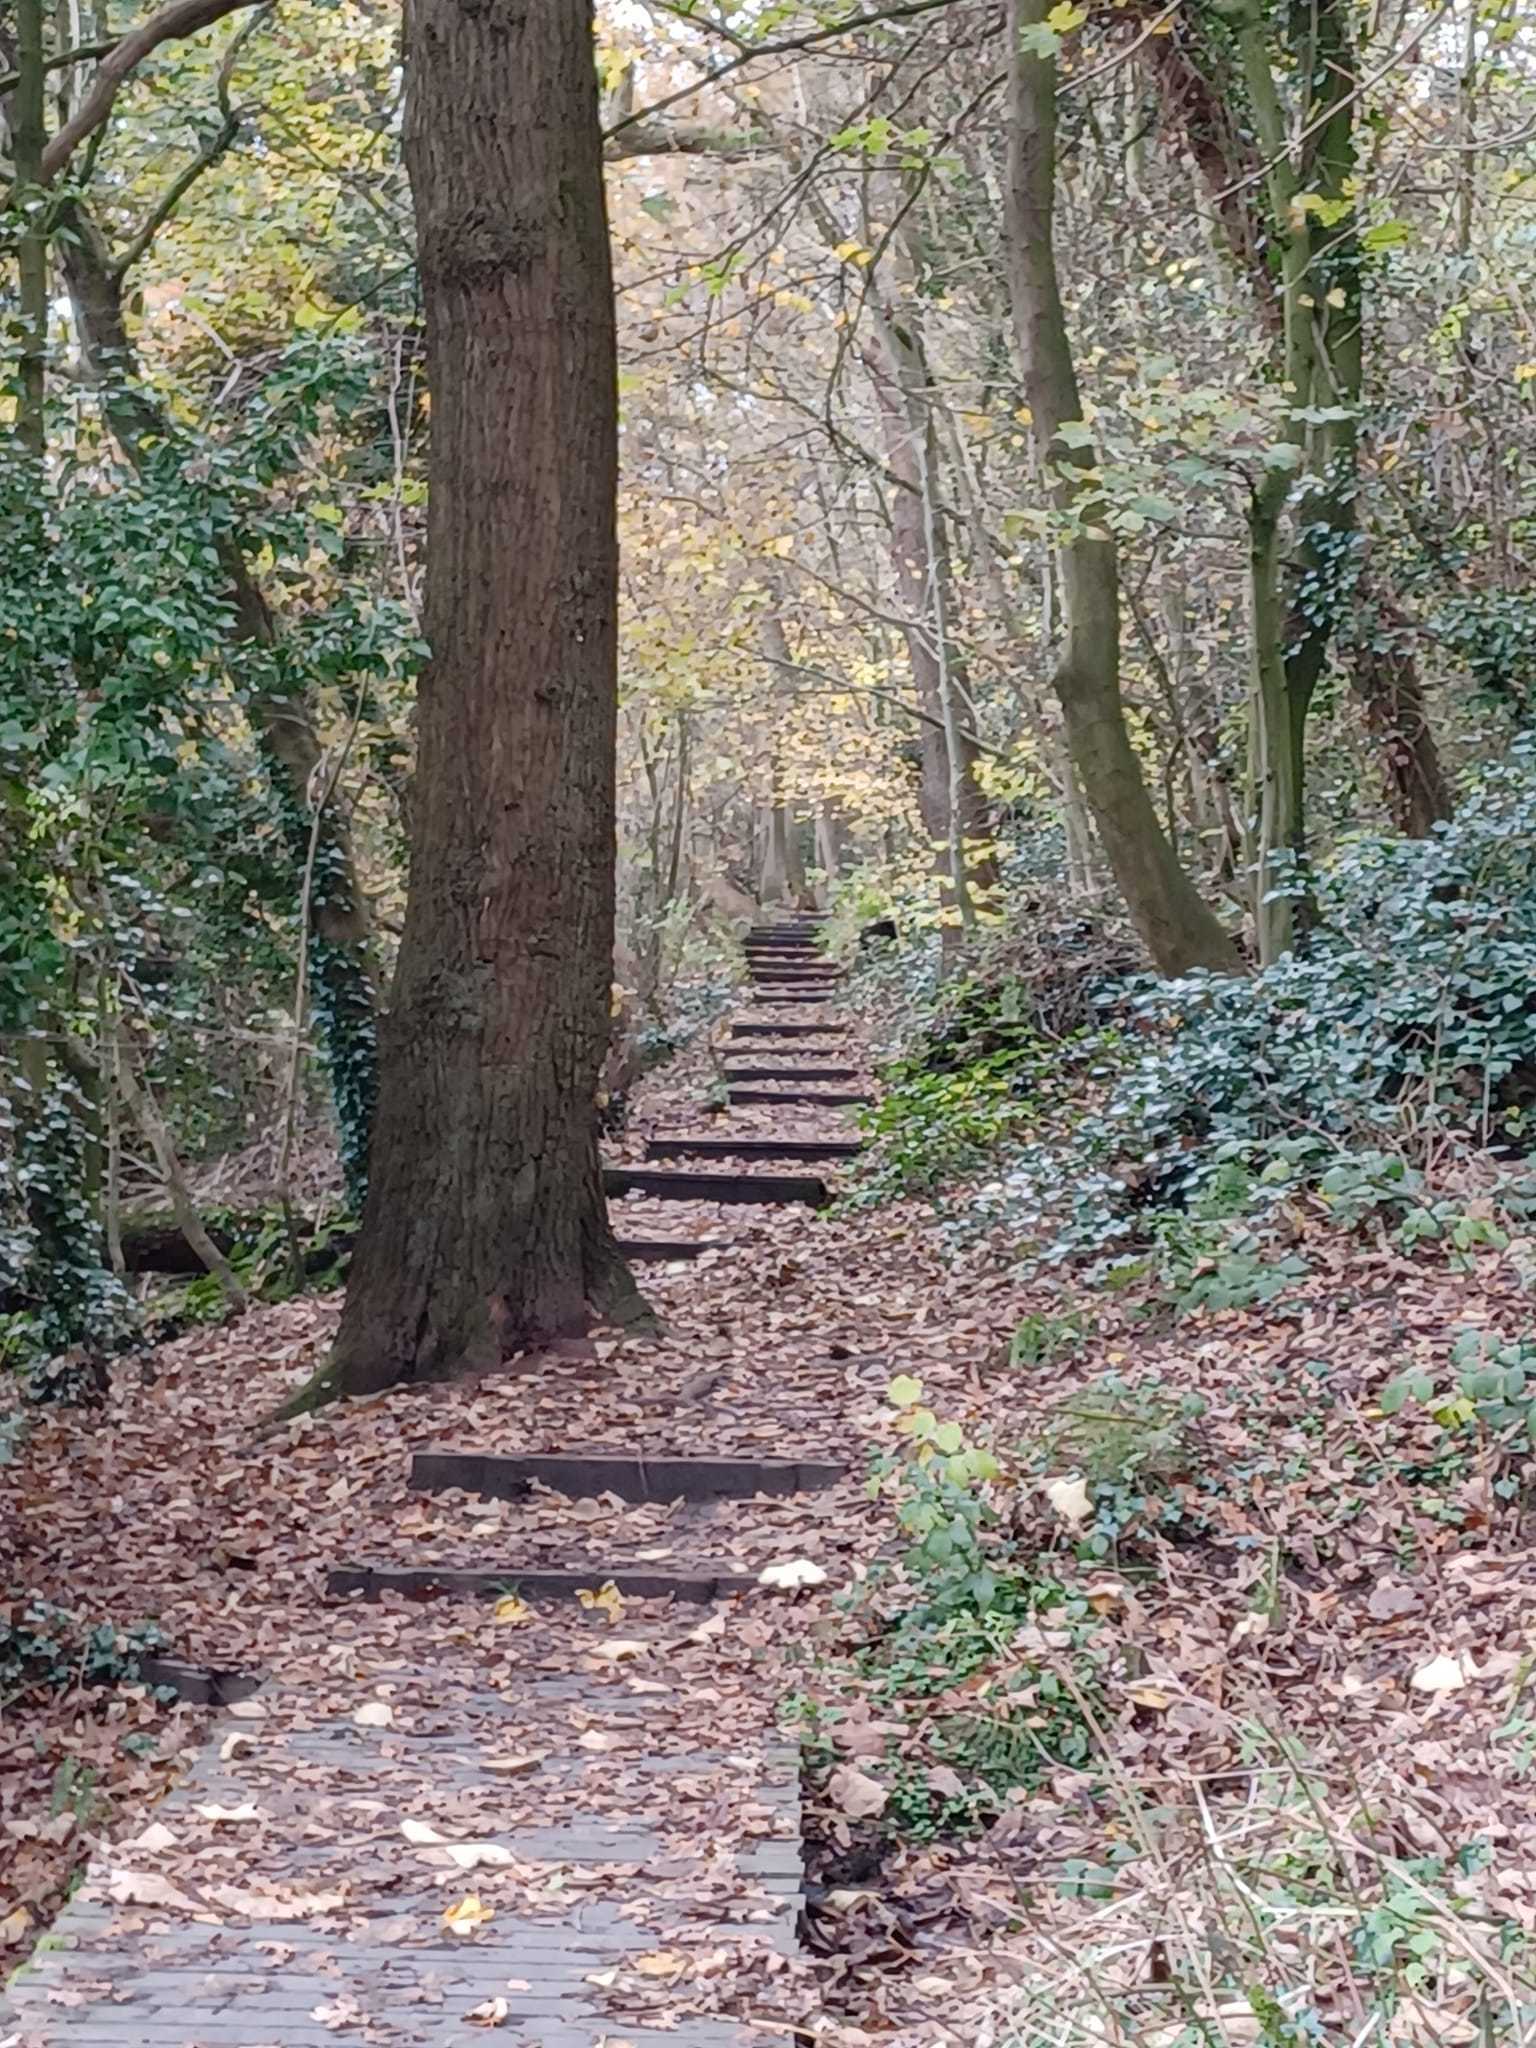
588,1639,649,1663
577,1729,625,1752
482,1752,546,1775
687,1609,727,1645
466,1997,509,2027
225,1698,267,1720
443,1842,514,1871
401,1819,447,1846
758,1559,828,1592
218,1733,257,1762
125,1821,178,1854
103,1869,196,1910
1045,1475,1092,1527
353,1700,394,1729
1411,1652,1471,1694
194,1803,264,1825
827,1764,888,1820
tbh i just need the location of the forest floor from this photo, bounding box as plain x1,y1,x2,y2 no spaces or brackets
5,1014,1536,2043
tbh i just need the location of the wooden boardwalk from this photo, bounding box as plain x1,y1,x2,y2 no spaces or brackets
4,917,855,2048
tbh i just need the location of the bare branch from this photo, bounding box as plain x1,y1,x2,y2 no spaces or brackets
36,0,264,186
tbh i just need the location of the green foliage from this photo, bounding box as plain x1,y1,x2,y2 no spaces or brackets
0,1599,164,1711
1035,1374,1209,1556
971,749,1536,1269
1007,1307,1087,1368
872,1374,1004,1616
1382,1328,1536,1462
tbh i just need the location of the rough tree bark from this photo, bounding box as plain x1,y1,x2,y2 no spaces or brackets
319,0,644,1401
1003,0,1240,975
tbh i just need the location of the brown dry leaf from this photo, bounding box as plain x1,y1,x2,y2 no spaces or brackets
102,1869,197,1910
482,1752,546,1775
827,1764,888,1819
1367,1577,1421,1621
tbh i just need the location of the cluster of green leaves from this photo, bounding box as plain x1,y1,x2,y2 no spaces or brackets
1032,1374,1210,1557
1383,1328,1536,1461
964,748,1536,1270
0,1599,164,1712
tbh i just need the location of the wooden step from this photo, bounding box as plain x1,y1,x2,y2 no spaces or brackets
748,991,840,1005
727,1088,870,1107
750,965,840,980
646,1134,861,1163
723,1064,860,1081
616,1236,731,1261
728,1021,846,1039
605,1165,829,1205
410,1450,844,1504
329,1564,753,1604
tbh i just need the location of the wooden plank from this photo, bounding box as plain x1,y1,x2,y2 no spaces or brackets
410,1450,845,1504
722,1064,860,1081
727,1021,846,1038
747,991,840,1005
604,1165,829,1205
645,1134,861,1162
615,1236,731,1261
727,1088,870,1107
138,1656,263,1707
328,1564,754,1604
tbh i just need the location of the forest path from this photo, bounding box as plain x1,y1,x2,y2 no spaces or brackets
5,917,861,2048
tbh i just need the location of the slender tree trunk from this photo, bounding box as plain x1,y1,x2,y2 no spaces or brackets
322,0,643,1401
13,0,47,458
865,345,995,923
1003,0,1239,975
1349,580,1454,836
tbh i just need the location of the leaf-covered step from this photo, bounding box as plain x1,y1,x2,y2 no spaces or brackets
727,1021,847,1039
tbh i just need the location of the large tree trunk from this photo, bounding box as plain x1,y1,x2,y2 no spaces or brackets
1002,0,1239,976
325,0,642,1399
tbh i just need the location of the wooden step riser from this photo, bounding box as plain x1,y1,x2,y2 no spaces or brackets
724,1073,868,1089
616,1237,730,1261
410,1450,844,1505
727,1090,870,1107
646,1137,861,1163
329,1565,752,1604
605,1167,828,1206
728,1023,846,1038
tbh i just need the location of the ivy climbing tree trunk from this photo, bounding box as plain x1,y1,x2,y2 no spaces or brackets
319,0,644,1401
1003,0,1240,976
59,200,380,1200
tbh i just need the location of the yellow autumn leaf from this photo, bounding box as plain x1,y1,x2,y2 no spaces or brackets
493,1593,533,1625
443,1893,494,1935
576,1580,626,1622
1515,363,1536,384
1046,2,1087,29
634,1949,690,1978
